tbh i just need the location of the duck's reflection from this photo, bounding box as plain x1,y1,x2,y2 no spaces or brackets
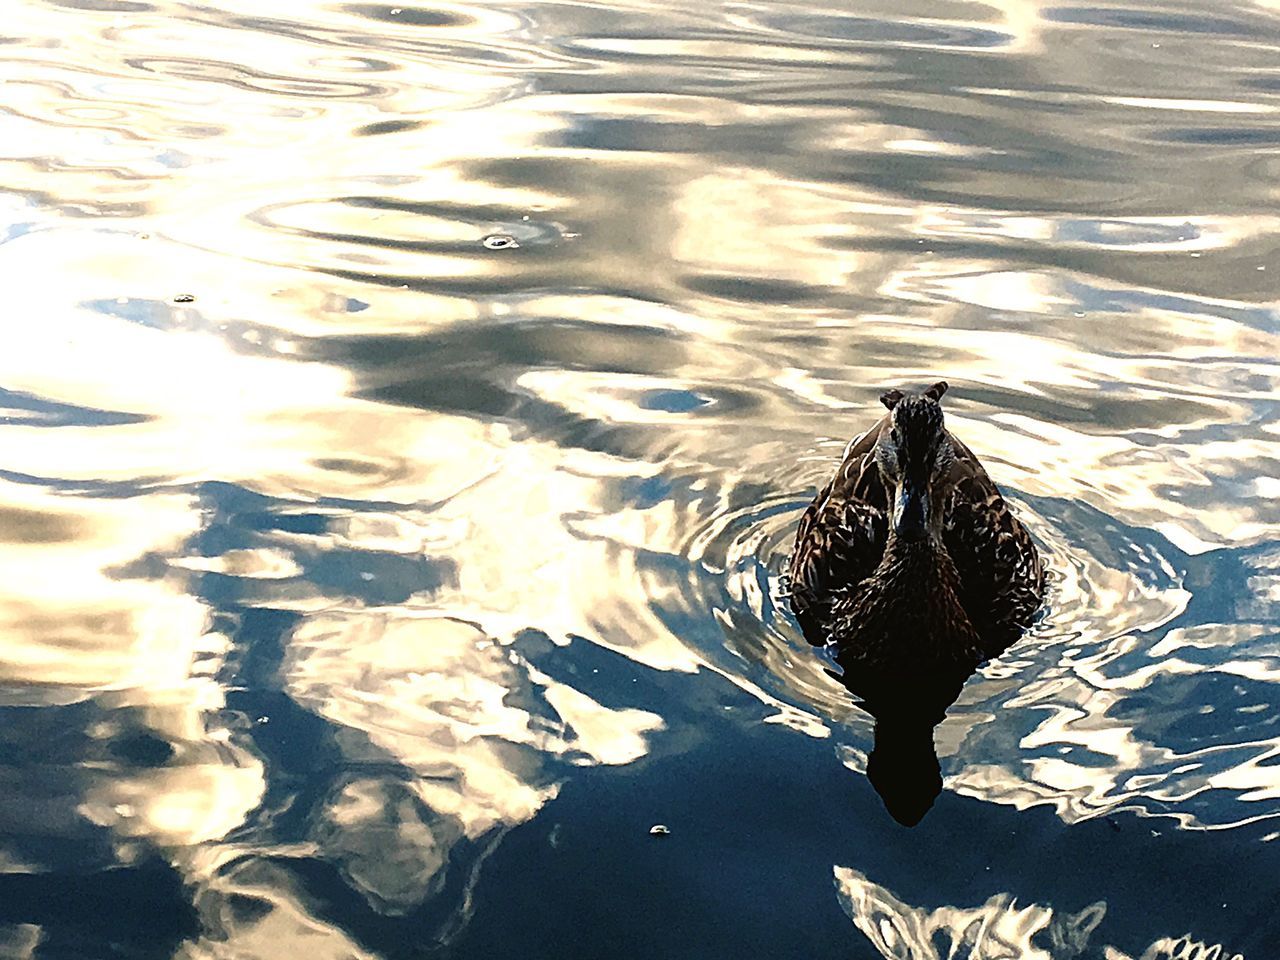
829,655,973,826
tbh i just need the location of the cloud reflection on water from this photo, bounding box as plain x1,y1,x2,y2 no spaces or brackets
2,0,1280,954
835,865,1247,960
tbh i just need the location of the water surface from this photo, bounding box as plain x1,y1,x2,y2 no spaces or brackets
2,0,1279,957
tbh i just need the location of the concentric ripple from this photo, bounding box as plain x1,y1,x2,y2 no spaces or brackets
684,440,1280,836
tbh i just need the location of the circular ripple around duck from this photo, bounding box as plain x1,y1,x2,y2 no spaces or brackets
686,459,1280,832
683,487,868,727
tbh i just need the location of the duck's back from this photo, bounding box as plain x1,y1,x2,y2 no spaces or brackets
940,435,1045,646
787,420,890,632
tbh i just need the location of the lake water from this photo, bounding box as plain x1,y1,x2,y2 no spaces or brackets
1,0,1279,957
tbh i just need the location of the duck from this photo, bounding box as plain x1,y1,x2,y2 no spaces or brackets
788,381,1044,670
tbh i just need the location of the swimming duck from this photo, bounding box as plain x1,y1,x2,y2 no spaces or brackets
788,381,1044,669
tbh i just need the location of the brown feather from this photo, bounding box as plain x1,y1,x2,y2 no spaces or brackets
788,388,1044,666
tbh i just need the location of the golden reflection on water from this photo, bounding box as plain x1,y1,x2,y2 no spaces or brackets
835,866,1245,960
0,480,201,693
3,0,1280,954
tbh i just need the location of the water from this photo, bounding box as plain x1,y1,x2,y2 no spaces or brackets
1,0,1278,957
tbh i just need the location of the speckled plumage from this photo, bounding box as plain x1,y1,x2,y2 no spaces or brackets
789,382,1044,669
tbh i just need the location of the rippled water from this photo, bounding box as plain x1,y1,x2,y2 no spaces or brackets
2,0,1280,956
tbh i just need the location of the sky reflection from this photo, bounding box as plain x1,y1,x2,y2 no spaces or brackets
2,0,1280,955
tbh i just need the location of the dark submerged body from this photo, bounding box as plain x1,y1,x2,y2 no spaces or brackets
788,382,1045,823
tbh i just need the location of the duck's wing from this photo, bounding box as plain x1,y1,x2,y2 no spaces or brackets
941,433,1045,649
789,418,891,638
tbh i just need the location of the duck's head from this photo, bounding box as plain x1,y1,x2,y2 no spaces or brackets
874,381,955,543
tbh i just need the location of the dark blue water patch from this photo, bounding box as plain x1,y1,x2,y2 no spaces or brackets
302,547,456,605
223,830,506,957
0,701,173,771
0,219,34,245
1030,494,1188,593
194,481,398,535
1103,654,1280,740
214,612,378,846
1043,5,1265,36
111,732,176,767
218,639,757,959
1021,744,1118,768
519,634,764,741
1064,277,1280,336
1180,540,1280,627
1056,218,1200,246
0,861,198,960
612,473,675,510
221,688,351,841
184,481,457,606
0,763,118,874
0,699,213,881
218,605,301,692
86,296,180,330
216,673,399,861
638,389,710,413
155,148,194,169
191,547,456,609
448,734,861,960
0,702,103,768
449,687,1280,959
240,509,333,537
0,386,148,428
